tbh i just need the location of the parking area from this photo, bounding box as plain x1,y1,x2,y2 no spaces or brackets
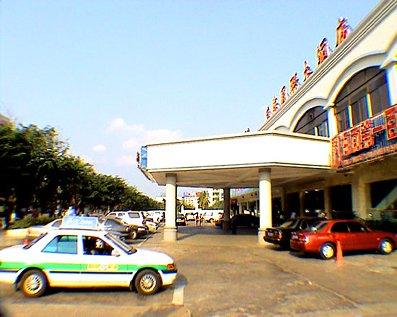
1,224,397,316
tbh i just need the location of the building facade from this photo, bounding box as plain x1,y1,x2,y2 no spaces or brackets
139,0,397,243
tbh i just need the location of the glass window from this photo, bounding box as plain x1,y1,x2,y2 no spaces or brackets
128,212,140,219
334,67,390,132
294,106,328,136
351,93,368,125
331,222,349,233
83,236,113,256
370,83,390,116
43,235,77,254
347,222,367,232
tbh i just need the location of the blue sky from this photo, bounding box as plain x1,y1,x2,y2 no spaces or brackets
0,0,379,197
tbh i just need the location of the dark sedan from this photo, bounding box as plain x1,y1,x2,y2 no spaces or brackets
264,217,323,248
231,214,259,234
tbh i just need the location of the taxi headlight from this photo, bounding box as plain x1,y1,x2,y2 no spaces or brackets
167,263,176,271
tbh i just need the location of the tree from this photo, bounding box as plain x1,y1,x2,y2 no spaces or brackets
197,191,209,209
0,122,162,219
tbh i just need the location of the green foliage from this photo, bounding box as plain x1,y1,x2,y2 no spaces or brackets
208,200,224,210
9,215,56,229
197,191,209,209
0,122,162,219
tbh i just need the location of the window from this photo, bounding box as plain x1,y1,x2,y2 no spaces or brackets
43,235,77,254
334,67,391,132
294,106,329,137
331,222,349,233
128,212,140,219
347,222,367,232
83,236,113,256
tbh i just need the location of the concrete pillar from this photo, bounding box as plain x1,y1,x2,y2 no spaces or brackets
323,186,332,218
352,173,370,219
280,187,286,214
299,191,305,217
238,202,243,215
258,169,272,245
222,188,231,231
164,174,177,241
382,58,397,105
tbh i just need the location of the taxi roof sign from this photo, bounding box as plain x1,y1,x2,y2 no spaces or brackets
60,216,100,230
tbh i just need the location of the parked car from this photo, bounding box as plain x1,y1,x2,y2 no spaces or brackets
230,214,259,234
290,219,397,260
107,211,146,227
264,217,323,249
145,210,164,223
203,210,223,223
0,225,177,297
106,211,154,236
214,213,224,227
185,212,197,222
145,221,159,233
176,214,187,226
100,216,143,241
27,219,63,237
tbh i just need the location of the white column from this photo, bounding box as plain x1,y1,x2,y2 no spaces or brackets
327,105,339,137
323,186,331,218
164,174,177,242
382,56,397,105
238,202,243,214
222,188,231,231
258,169,272,245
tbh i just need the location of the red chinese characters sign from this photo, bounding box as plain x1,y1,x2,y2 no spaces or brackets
331,104,397,169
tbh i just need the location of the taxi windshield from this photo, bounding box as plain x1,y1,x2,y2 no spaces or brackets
106,233,136,254
23,233,48,249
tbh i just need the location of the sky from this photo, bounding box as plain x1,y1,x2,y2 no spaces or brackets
0,0,380,197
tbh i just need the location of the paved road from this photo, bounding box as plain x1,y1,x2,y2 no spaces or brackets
1,224,396,316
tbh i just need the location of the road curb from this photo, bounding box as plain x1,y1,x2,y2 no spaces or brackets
1,302,191,317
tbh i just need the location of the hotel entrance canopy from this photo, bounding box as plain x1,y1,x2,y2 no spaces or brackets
138,131,331,188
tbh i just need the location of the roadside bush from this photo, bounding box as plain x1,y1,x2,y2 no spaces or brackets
8,215,56,229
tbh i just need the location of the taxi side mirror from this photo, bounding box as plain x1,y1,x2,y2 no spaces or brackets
111,250,120,257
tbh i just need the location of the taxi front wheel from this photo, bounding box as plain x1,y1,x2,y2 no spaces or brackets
134,269,161,295
20,269,47,297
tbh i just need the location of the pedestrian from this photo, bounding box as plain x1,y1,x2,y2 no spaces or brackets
199,214,204,226
195,213,199,226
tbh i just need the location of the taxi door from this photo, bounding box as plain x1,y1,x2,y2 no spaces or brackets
39,234,82,287
79,235,132,287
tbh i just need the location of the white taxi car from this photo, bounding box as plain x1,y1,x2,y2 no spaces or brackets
0,217,177,297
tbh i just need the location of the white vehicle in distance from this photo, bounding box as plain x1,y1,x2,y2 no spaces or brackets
27,218,63,237
0,217,177,297
108,211,158,233
145,210,164,223
203,210,223,223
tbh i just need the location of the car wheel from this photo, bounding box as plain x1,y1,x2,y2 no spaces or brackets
134,269,161,295
20,269,47,297
320,242,335,260
130,230,138,240
379,239,393,255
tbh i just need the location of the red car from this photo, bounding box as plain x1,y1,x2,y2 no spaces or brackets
290,219,397,260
